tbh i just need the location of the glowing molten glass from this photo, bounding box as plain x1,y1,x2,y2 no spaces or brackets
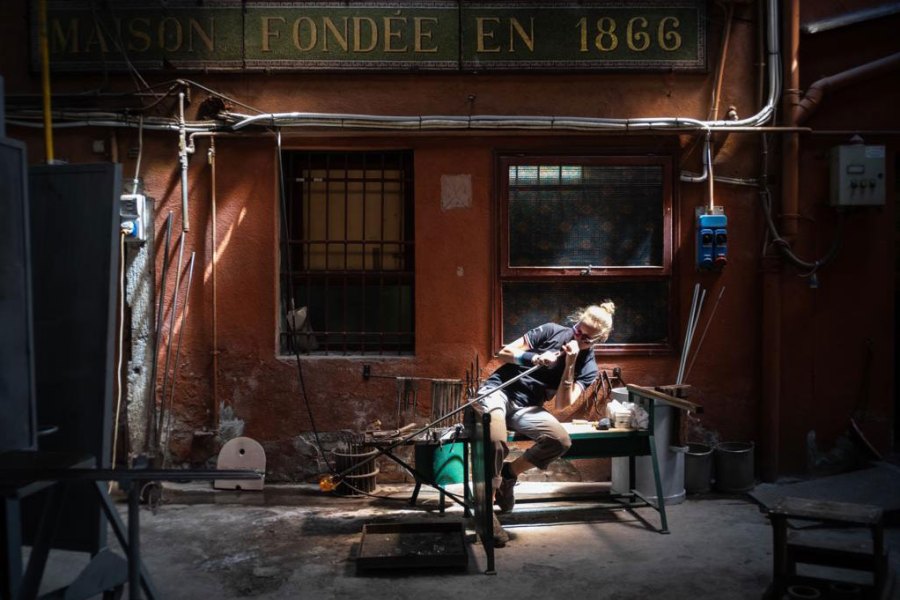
318,475,337,492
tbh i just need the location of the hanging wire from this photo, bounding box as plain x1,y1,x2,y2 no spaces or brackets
758,134,846,278
110,231,127,490
275,130,334,478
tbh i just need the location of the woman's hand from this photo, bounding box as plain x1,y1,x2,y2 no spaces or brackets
534,350,561,367
562,340,579,362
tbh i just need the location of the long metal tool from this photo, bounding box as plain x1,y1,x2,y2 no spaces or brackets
145,212,173,454
156,230,185,452
162,252,196,467
684,286,726,382
320,362,544,491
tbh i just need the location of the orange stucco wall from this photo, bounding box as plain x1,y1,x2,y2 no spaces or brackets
1,0,896,479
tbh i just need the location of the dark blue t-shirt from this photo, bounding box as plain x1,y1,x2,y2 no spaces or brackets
484,323,598,408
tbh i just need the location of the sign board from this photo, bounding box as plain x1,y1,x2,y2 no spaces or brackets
33,1,706,72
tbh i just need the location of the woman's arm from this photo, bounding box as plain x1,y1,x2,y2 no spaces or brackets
554,340,583,411
498,335,560,367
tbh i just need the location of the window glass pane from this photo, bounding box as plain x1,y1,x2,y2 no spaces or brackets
560,166,582,184
501,280,669,345
508,164,663,268
538,165,560,185
510,165,538,185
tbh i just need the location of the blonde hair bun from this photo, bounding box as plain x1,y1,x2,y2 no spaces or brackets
599,301,616,316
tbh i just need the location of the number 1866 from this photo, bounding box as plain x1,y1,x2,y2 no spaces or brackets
576,16,682,52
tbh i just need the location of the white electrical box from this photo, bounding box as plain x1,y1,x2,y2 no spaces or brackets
120,193,147,243
830,144,886,206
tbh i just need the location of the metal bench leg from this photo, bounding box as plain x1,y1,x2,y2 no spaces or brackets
2,497,23,600
648,435,669,534
409,481,422,506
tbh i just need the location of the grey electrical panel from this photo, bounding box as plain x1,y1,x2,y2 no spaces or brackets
24,162,122,553
830,144,886,206
0,136,36,453
1,75,6,137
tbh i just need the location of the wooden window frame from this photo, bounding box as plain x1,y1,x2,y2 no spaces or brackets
495,152,677,356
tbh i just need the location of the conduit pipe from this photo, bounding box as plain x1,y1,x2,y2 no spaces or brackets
209,138,220,431
178,90,192,232
760,0,800,483
794,52,900,125
710,2,736,122
802,3,900,35
13,0,783,138
781,0,800,241
224,0,782,133
216,0,779,185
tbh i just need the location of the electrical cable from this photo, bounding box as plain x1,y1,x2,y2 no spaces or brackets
276,130,465,503
132,114,144,191
755,133,846,278
175,78,268,116
88,0,149,97
111,231,127,484
275,130,333,476
759,184,846,275
9,0,785,140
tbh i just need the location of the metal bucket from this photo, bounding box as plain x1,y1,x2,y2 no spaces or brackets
785,584,821,599
333,447,379,496
684,443,713,494
714,441,755,492
611,387,686,505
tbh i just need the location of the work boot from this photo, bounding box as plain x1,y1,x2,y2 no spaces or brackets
491,512,509,548
494,473,517,513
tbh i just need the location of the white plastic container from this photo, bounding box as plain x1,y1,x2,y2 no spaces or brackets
610,387,686,505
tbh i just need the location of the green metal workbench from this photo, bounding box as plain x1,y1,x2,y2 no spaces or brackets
467,384,701,574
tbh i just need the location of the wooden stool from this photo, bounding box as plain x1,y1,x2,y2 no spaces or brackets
767,496,887,599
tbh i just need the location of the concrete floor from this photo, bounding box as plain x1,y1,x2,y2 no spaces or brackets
32,481,900,600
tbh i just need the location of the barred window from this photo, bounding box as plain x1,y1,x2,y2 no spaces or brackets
281,151,414,354
498,154,675,354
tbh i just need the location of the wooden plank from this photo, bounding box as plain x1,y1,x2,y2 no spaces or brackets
655,384,693,398
626,384,702,413
770,497,883,525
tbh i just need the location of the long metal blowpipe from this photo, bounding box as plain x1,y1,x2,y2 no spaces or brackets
319,362,544,491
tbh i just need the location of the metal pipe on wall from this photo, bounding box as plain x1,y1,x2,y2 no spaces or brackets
794,52,900,125
37,0,54,162
760,253,783,482
178,90,191,232
761,0,798,480
209,138,219,431
781,0,800,242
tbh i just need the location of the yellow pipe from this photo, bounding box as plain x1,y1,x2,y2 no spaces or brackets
38,0,55,163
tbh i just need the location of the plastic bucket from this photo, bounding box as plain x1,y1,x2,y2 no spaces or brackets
714,441,755,492
432,443,464,486
684,443,713,494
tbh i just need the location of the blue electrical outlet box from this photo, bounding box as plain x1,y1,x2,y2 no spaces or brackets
696,210,727,271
